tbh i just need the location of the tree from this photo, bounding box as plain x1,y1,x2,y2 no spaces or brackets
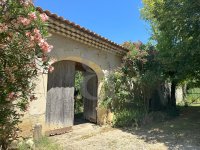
0,0,53,149
141,0,200,106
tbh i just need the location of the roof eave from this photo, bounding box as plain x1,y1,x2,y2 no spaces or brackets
36,7,129,56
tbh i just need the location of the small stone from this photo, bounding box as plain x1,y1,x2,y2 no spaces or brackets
33,123,42,141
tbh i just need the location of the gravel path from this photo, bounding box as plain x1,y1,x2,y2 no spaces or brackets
51,107,200,150
51,123,168,150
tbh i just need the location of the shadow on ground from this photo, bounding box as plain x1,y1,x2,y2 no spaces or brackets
74,112,90,125
121,105,200,149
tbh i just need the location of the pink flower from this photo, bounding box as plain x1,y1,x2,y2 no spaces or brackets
40,13,48,22
32,28,53,53
48,66,54,73
8,92,15,99
33,28,40,34
0,23,8,33
19,0,32,7
39,41,53,53
32,29,42,42
25,32,31,37
30,36,35,41
7,92,18,101
38,38,45,44
34,34,42,42
42,55,48,62
17,17,31,26
28,12,37,20
22,18,31,26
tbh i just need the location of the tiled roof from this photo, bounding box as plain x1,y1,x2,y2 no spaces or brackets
36,7,129,55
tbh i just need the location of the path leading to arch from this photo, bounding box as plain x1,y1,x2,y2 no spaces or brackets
50,106,200,150
51,123,165,150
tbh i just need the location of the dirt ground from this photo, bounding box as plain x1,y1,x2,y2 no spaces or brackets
51,106,200,150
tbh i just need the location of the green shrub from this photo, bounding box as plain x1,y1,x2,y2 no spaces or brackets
100,42,163,127
113,109,145,127
35,137,62,150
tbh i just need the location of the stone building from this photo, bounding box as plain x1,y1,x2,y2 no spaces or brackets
20,8,128,136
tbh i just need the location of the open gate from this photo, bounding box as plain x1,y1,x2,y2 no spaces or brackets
82,68,98,123
45,60,98,135
46,61,75,135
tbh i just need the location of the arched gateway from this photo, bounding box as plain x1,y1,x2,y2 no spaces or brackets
19,8,128,136
46,60,99,135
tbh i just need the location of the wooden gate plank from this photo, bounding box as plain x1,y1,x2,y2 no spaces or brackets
46,61,75,134
82,68,98,123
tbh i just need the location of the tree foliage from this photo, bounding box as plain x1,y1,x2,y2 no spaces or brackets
141,0,200,107
0,0,53,149
141,0,200,83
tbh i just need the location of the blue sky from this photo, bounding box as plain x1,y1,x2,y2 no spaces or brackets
34,0,151,44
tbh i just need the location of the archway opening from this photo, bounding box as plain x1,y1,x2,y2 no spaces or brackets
46,60,98,133
74,71,84,124
74,62,98,125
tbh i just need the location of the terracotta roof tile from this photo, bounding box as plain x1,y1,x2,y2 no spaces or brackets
36,7,129,54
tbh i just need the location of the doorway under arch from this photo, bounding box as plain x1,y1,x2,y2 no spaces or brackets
46,60,99,134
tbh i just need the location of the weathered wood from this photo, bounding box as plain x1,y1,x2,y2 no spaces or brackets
82,68,98,123
46,87,74,126
47,61,75,91
46,61,75,132
45,126,72,136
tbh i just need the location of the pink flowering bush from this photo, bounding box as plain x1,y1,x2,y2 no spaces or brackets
0,0,53,149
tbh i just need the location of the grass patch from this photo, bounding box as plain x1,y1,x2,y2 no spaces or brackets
19,136,63,150
186,88,200,104
35,136,63,150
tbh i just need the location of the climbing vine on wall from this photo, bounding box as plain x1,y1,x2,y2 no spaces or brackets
101,42,165,127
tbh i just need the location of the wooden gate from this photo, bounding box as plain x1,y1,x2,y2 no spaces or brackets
82,68,98,123
46,61,75,135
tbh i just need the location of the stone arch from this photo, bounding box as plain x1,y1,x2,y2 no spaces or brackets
51,56,104,83
50,56,105,96
46,58,104,135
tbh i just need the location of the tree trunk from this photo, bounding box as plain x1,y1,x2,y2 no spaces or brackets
171,80,177,107
182,83,187,106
